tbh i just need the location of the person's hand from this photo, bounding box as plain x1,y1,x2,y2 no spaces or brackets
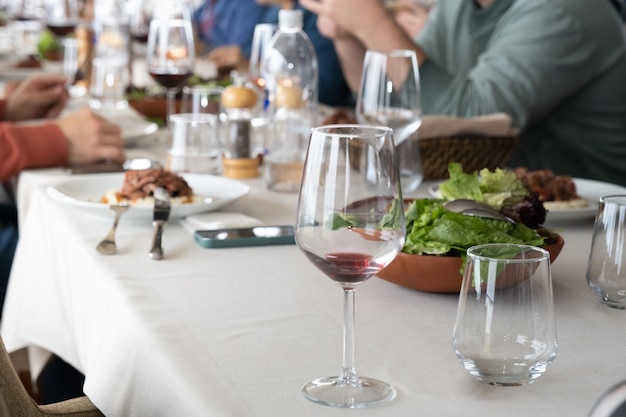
3,74,69,121
300,0,389,39
394,3,431,38
54,109,126,165
206,45,248,73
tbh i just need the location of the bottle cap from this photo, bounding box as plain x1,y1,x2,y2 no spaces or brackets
278,9,303,30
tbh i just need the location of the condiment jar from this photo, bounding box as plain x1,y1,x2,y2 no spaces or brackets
221,84,260,179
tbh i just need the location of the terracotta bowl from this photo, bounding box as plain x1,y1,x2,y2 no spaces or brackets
128,97,182,120
376,234,565,293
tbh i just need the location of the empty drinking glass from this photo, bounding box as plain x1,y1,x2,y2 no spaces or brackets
181,85,223,115
452,244,558,386
586,195,626,309
167,113,222,174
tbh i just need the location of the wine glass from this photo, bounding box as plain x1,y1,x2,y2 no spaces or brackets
356,49,423,194
146,5,195,125
295,124,406,408
44,0,78,38
129,0,152,45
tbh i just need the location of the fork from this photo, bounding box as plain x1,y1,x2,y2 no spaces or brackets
96,204,130,255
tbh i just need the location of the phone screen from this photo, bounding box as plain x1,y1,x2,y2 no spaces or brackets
194,226,295,248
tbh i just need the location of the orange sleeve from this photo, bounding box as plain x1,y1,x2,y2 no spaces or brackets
0,122,68,182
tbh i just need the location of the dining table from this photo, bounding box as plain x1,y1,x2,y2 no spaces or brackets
2,107,626,416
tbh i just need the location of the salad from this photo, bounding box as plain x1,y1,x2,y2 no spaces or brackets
402,163,552,259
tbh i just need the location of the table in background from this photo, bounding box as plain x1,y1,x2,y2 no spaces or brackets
2,168,626,416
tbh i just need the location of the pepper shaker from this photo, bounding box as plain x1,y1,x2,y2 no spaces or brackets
221,84,260,179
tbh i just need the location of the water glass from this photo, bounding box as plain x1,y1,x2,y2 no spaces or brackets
249,23,277,159
181,85,223,115
356,49,423,194
452,244,558,386
167,113,222,174
586,195,626,309
89,57,129,110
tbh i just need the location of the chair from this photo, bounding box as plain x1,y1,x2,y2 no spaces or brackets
0,335,104,417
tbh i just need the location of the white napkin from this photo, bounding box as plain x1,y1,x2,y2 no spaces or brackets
418,113,519,139
180,212,264,233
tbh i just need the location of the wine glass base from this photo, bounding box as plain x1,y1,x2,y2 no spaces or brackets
301,376,396,408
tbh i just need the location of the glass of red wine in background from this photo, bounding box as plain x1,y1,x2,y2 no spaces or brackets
44,0,79,77
295,125,406,408
128,0,153,88
146,5,195,125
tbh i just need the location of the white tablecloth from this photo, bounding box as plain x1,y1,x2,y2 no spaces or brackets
2,169,626,417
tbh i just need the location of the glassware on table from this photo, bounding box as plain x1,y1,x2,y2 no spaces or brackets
295,125,406,408
44,0,78,38
146,5,195,125
89,0,130,110
128,0,153,86
9,0,45,22
129,0,152,45
181,85,223,115
452,244,558,386
586,195,626,309
356,49,423,194
248,23,277,158
167,113,222,175
42,0,77,72
249,23,277,91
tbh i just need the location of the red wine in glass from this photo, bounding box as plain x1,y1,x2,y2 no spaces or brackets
303,251,383,285
47,23,76,37
131,31,149,44
149,69,192,90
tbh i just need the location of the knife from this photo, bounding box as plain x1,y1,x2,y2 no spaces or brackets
149,187,171,260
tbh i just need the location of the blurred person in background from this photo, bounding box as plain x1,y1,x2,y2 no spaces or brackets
302,0,626,186
0,73,125,405
192,0,269,69
194,0,352,106
1,74,125,315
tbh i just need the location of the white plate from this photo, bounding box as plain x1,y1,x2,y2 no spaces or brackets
116,115,159,144
47,173,250,222
545,178,626,223
427,178,626,223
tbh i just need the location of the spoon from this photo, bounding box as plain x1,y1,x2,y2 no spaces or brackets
96,204,130,255
444,199,515,224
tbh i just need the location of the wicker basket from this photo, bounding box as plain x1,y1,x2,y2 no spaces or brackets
418,135,518,180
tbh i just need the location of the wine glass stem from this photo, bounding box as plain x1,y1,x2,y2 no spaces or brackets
166,88,177,126
340,287,359,384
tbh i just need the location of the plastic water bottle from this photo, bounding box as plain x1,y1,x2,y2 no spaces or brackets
262,9,318,193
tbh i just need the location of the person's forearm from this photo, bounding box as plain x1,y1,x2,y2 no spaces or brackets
332,36,367,93
353,15,428,66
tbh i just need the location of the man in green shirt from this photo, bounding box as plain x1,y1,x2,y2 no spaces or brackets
302,0,626,186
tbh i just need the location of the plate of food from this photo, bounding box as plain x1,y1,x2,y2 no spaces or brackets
429,168,626,223
377,163,565,293
47,168,250,222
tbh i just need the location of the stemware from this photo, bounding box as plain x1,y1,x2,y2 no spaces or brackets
146,4,195,125
295,125,406,408
129,0,153,44
356,49,423,194
44,0,78,38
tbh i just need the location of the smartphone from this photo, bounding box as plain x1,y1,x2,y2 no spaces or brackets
194,225,295,248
